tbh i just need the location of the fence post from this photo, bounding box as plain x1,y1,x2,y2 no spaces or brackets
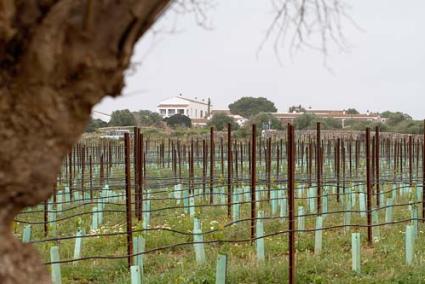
366,128,373,246
250,124,257,243
124,132,134,268
287,123,296,284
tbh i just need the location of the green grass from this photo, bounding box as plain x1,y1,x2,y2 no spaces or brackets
14,163,425,283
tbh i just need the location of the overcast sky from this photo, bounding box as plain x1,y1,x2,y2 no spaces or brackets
94,0,425,120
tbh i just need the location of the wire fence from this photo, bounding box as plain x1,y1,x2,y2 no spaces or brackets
13,125,425,283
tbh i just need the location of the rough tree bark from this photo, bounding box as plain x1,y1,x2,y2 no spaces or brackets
0,1,171,283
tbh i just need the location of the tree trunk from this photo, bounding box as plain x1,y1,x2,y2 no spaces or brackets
0,1,171,283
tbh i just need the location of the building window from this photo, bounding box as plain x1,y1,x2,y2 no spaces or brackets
195,109,198,118
178,109,185,115
160,109,166,115
168,109,175,115
200,110,203,117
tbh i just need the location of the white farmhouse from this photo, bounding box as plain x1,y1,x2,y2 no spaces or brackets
157,94,210,119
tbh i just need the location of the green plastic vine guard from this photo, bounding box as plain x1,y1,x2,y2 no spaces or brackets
256,211,265,262
193,218,206,264
50,246,61,284
352,233,361,273
314,216,323,255
215,254,227,284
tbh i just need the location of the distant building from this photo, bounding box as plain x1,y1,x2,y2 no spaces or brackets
274,109,385,127
157,94,210,120
97,126,133,139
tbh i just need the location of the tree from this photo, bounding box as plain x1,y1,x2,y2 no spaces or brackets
346,108,359,114
207,113,239,131
85,117,108,133
165,114,192,128
293,113,317,130
0,1,350,282
321,118,342,129
0,1,171,282
229,97,277,118
288,105,306,113
393,120,422,134
248,112,283,130
133,110,162,127
381,111,412,126
108,109,136,126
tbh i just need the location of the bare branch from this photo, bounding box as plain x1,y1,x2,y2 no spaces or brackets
259,0,357,63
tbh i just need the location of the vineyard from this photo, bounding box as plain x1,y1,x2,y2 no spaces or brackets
14,124,425,283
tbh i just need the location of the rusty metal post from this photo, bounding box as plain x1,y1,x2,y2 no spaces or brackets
366,128,372,246
336,138,340,203
355,139,359,178
100,153,104,188
399,139,402,180
423,120,425,222
308,140,312,187
89,155,93,203
190,139,194,194
342,140,346,195
409,135,413,186
375,127,380,207
234,140,239,186
210,127,215,204
267,137,272,201
139,133,144,219
288,123,296,284
124,133,133,268
68,151,73,201
81,145,85,197
227,123,232,218
134,127,139,219
240,142,244,181
44,199,48,237
371,136,375,196
202,139,206,197
349,139,352,180
316,122,321,214
276,140,281,182
250,124,257,243
221,137,224,177
178,140,182,180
